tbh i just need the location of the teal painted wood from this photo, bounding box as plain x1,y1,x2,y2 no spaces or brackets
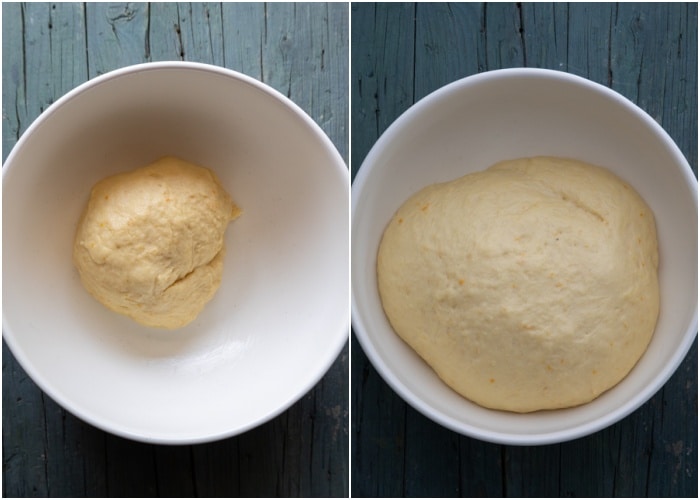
350,2,414,180
2,2,348,497
351,2,697,497
457,435,503,496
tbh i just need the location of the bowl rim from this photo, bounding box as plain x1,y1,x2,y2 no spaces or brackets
351,67,698,445
3,60,346,182
2,61,350,444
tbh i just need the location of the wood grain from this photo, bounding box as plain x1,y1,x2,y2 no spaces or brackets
2,2,348,497
351,2,697,497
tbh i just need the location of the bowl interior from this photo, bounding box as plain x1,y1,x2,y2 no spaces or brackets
3,64,349,443
352,69,697,444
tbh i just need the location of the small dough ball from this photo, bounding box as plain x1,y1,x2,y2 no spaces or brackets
73,156,241,329
377,157,659,412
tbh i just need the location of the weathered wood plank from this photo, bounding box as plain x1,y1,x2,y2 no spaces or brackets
242,397,313,497
190,437,239,496
103,434,158,497
42,398,97,497
351,338,408,497
519,2,568,70
403,410,461,497
308,346,350,496
349,1,377,179
325,1,350,164
611,1,698,174
648,339,698,497
457,436,504,497
566,2,615,84
502,444,561,497
147,2,184,62
558,428,617,497
153,445,196,497
608,403,656,497
175,2,225,66
48,2,89,97
414,2,483,100
483,2,525,69
350,1,415,179
19,2,54,119
2,2,88,161
2,343,50,497
1,2,26,160
85,2,149,77
221,2,265,80
372,2,415,138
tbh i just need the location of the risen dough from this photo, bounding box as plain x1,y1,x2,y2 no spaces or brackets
377,157,659,412
73,156,241,329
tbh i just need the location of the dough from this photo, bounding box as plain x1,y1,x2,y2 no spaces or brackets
377,157,659,412
73,156,241,329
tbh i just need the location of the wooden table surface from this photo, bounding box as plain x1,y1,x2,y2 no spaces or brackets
351,2,697,498
2,2,348,497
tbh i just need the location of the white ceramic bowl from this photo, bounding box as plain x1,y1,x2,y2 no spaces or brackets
3,62,349,444
352,68,697,445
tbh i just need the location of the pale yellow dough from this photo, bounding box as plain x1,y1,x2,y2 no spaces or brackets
377,157,659,412
73,156,241,329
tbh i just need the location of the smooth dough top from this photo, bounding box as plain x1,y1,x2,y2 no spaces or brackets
377,157,659,412
73,156,241,329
